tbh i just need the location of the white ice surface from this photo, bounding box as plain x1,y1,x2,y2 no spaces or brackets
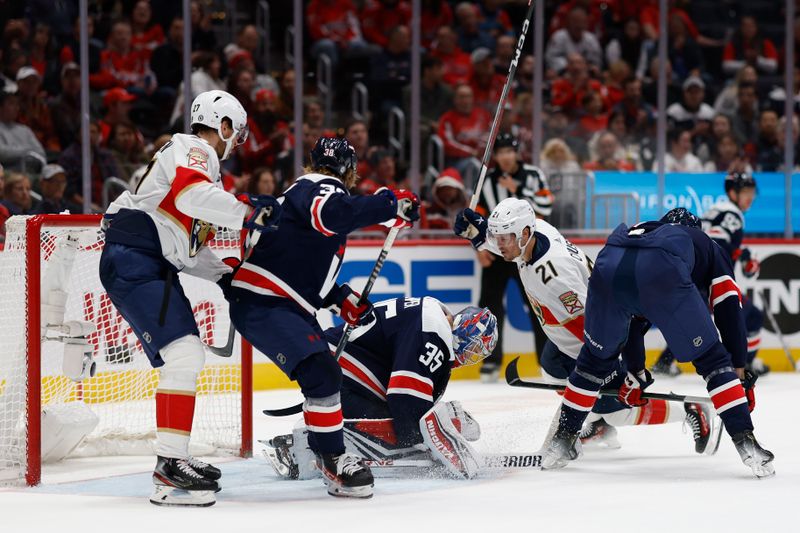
2,375,798,533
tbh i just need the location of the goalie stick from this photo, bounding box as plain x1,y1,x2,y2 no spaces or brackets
505,357,715,406
468,0,536,209
263,226,403,416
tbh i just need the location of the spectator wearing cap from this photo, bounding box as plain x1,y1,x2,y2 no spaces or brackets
49,62,82,149
438,84,491,171
431,26,472,86
545,6,602,74
420,167,467,230
1,171,37,216
130,0,165,59
453,2,495,53
402,55,452,143
98,88,138,146
240,89,290,172
469,47,511,113
108,122,148,183
421,0,454,47
15,66,59,153
361,0,412,49
58,120,121,210
90,20,156,95
723,15,778,77
150,17,184,93
369,25,412,113
306,0,377,69
550,53,608,118
584,131,636,171
31,164,81,214
728,81,760,151
474,133,547,379
0,91,46,171
667,76,714,139
664,129,703,172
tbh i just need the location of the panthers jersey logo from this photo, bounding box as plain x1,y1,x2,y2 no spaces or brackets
189,219,216,257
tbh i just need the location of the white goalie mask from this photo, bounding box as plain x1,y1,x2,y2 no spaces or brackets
487,198,536,262
190,90,249,160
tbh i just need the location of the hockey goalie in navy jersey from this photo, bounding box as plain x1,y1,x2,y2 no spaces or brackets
652,172,767,377
264,297,498,481
540,208,774,478
224,137,420,499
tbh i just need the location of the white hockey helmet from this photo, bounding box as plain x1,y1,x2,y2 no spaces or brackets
190,90,249,160
487,197,536,261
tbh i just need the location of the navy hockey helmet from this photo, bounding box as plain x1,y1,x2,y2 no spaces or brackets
660,207,701,228
724,172,756,193
310,137,357,178
493,132,519,153
452,306,498,367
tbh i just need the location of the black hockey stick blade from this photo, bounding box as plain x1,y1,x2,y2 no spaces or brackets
505,357,714,406
263,404,302,417
206,322,236,357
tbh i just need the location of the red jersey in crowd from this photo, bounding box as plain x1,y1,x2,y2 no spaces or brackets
361,0,411,48
131,25,165,58
431,48,472,86
90,48,152,90
551,78,608,115
548,0,605,37
306,0,363,44
471,74,512,113
421,3,453,47
438,107,491,158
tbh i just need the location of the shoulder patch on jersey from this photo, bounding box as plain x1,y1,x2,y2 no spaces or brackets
187,146,209,171
559,290,584,315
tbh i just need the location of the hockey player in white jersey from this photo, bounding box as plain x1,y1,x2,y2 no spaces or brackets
99,90,281,507
454,198,718,454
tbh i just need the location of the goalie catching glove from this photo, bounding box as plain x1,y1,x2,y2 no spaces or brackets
420,402,481,479
454,208,488,249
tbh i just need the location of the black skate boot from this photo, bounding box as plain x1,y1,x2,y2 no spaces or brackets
651,351,680,376
262,434,300,480
579,418,621,449
150,456,219,507
316,452,374,498
541,428,581,470
684,402,723,455
732,431,775,478
187,456,222,481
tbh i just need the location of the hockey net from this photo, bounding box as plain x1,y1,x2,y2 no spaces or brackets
0,214,252,486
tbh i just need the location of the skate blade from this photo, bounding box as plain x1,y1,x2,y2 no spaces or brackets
150,485,216,507
703,416,724,456
744,457,776,479
326,482,374,499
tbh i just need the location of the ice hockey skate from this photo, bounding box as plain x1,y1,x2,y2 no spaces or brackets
150,456,219,507
316,452,374,498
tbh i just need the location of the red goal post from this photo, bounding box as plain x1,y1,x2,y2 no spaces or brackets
0,214,252,486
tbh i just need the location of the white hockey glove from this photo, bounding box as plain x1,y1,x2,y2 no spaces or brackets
445,401,481,442
420,402,480,479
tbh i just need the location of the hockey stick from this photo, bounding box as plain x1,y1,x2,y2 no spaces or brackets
207,228,263,357
468,0,536,210
757,288,797,370
263,226,403,416
505,357,714,406
362,452,544,471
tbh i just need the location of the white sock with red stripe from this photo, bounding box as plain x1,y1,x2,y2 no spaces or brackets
705,368,753,436
560,373,602,434
303,393,345,455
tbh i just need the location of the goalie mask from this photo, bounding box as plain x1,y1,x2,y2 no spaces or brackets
190,90,249,161
452,306,498,367
487,197,536,262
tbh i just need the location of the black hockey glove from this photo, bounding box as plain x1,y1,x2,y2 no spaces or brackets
741,369,757,412
239,194,282,232
454,208,487,249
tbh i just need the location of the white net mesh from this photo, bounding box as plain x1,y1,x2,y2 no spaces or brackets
0,215,246,485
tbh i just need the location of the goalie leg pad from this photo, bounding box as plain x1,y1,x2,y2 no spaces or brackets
41,402,100,463
155,335,205,459
445,401,481,442
420,403,480,479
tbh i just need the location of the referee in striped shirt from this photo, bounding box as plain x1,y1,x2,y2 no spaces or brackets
474,133,555,381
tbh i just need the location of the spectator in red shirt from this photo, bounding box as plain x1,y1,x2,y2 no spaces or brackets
723,16,779,77
98,88,137,146
58,15,102,79
108,121,148,183
421,0,453,47
576,90,609,140
438,83,491,169
90,20,156,95
431,26,472,86
549,0,604,39
130,0,165,59
469,47,511,113
306,0,377,68
16,66,59,153
584,131,636,171
27,22,59,89
420,167,467,230
361,0,411,49
612,76,655,137
241,89,290,172
550,53,607,117
358,149,401,195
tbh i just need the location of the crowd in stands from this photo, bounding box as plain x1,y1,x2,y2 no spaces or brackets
0,0,798,244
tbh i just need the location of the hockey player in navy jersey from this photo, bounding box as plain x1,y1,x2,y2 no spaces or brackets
264,297,498,480
226,137,420,498
652,172,766,376
541,208,774,478
99,90,281,507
